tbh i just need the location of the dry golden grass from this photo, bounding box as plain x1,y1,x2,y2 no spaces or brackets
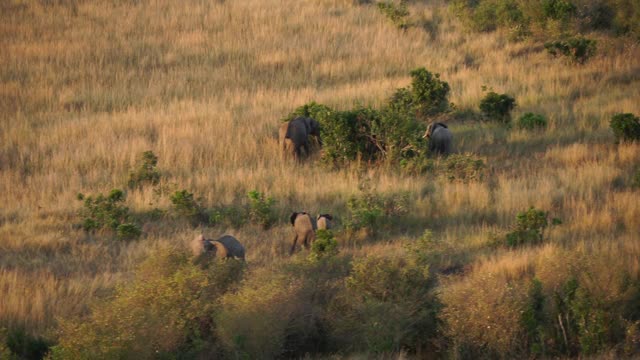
1,0,639,344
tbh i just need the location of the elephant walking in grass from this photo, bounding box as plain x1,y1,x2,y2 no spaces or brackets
316,214,333,230
279,117,321,161
423,122,452,156
290,212,316,255
191,234,246,262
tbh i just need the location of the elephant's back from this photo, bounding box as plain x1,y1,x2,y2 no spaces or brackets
215,235,245,259
317,217,330,230
294,213,314,232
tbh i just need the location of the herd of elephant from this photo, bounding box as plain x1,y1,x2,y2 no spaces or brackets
191,118,452,261
278,116,453,160
191,213,334,261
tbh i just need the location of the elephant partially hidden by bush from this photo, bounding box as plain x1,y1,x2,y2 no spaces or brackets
289,212,316,254
191,234,246,261
316,214,333,230
279,117,321,161
423,122,452,155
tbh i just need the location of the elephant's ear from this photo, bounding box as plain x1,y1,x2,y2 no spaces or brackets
324,214,333,220
290,212,299,226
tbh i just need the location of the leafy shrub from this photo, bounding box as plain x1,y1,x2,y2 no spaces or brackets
479,91,516,123
50,247,245,359
345,182,410,237
521,279,549,356
389,67,450,120
377,0,410,30
544,37,597,64
610,112,640,143
170,189,205,225
331,251,439,353
4,327,51,360
310,230,339,261
440,153,485,182
542,0,577,20
208,204,248,228
77,189,141,240
281,101,333,124
518,112,548,130
127,150,160,189
505,207,549,247
247,190,277,229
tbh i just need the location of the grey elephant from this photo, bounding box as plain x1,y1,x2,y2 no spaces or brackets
191,234,246,261
279,116,321,160
289,212,316,254
423,122,452,155
316,214,333,230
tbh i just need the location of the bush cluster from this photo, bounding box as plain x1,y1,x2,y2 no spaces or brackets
247,190,277,230
127,150,160,189
544,37,597,64
518,112,548,130
505,207,552,247
345,182,410,237
77,189,141,240
479,91,516,123
377,0,410,30
610,112,640,143
440,153,485,182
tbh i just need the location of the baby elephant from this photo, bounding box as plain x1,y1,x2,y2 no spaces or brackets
316,214,333,230
290,212,316,255
191,234,246,261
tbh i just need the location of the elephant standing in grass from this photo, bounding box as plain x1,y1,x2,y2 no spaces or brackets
191,234,246,262
423,122,452,156
316,214,333,230
279,117,321,161
290,212,316,255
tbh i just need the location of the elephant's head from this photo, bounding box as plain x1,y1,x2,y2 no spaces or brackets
423,122,448,139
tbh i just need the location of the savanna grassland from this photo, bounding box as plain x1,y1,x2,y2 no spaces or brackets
1,0,640,358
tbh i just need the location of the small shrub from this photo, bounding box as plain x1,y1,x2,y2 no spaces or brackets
77,189,141,240
610,112,640,143
632,168,640,189
377,0,410,30
518,112,548,130
544,37,597,64
247,190,277,229
5,327,51,360
521,279,549,356
208,204,248,228
505,207,549,247
345,182,410,236
310,230,339,261
116,223,142,240
542,0,576,21
440,153,485,182
389,67,451,120
170,189,204,225
127,150,160,189
480,91,516,124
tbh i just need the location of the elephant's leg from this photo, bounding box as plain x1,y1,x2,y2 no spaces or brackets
290,235,298,255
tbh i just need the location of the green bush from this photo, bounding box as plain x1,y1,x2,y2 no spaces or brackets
521,279,549,356
610,112,640,143
542,0,576,21
544,37,597,64
479,91,516,123
310,230,339,261
4,327,51,360
281,101,333,124
207,204,248,228
77,189,141,240
50,247,245,359
330,252,438,353
127,150,160,189
389,67,451,120
440,153,485,182
505,207,549,247
345,182,410,236
518,112,548,130
247,190,277,229
170,189,205,225
377,0,410,30
632,168,640,189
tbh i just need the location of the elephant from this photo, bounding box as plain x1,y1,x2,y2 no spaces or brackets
289,212,316,254
423,122,452,155
191,234,246,261
316,214,333,230
279,116,321,161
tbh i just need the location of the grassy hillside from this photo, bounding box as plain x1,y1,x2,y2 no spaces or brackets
1,0,639,358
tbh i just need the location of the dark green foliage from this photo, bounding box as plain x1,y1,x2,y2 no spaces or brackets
127,150,160,189
377,0,410,30
345,182,409,236
544,37,597,64
310,230,339,260
521,279,548,356
441,153,485,182
281,101,333,124
5,327,51,360
208,204,248,228
542,0,576,20
77,189,141,240
518,112,548,130
505,207,549,247
170,189,205,225
247,190,276,229
479,91,516,123
389,67,450,120
610,112,640,143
